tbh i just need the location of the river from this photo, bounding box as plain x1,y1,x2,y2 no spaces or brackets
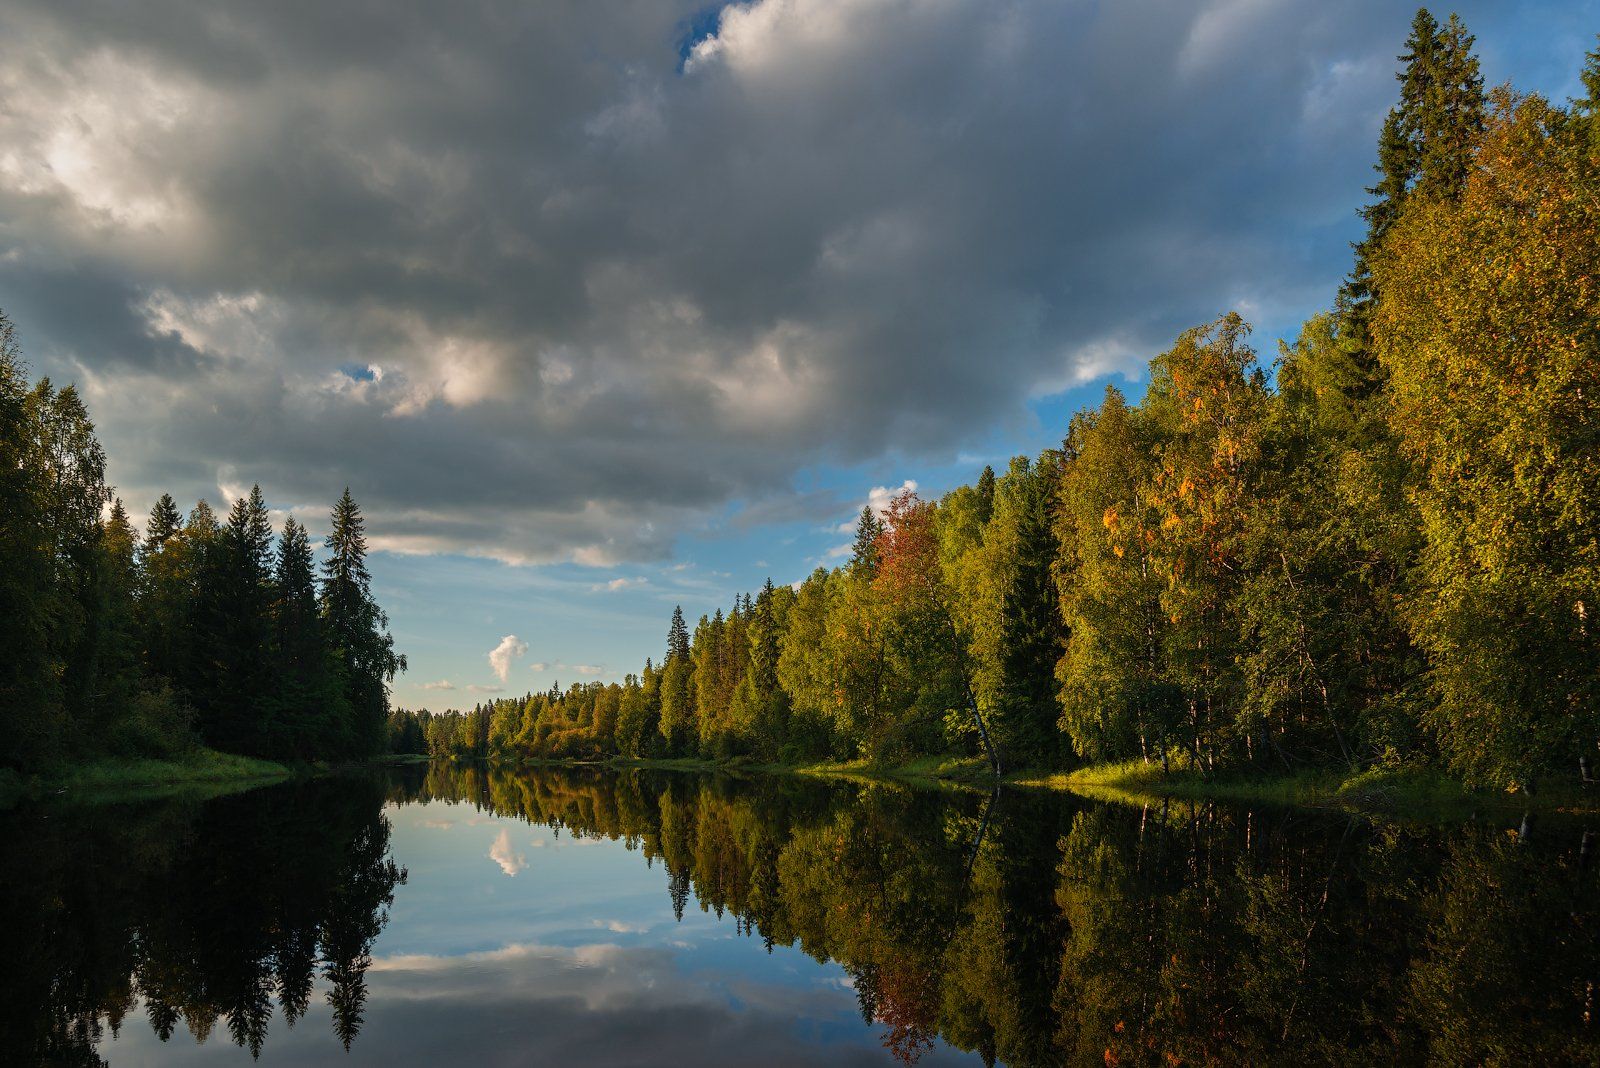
3,764,1596,1065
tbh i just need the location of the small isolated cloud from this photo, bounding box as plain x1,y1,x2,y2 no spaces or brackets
572,664,605,677
826,479,920,557
489,829,527,877
867,480,918,517
529,661,549,673
422,679,456,691
593,919,650,935
833,480,919,534
592,576,648,593
468,683,505,694
489,634,529,683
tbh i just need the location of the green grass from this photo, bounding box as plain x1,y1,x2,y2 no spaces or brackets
15,749,292,806
789,754,999,791
401,751,1600,821
1027,759,1600,819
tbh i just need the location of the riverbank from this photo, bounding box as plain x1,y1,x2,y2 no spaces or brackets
1,749,293,808
606,753,1600,819
1019,760,1600,820
386,750,1600,820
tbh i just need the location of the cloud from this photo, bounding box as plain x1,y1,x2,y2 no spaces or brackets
593,576,648,592
0,0,1569,566
489,828,527,877
572,664,606,677
488,634,528,683
467,683,505,694
422,679,456,691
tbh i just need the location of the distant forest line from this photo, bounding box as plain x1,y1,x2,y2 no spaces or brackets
403,13,1600,791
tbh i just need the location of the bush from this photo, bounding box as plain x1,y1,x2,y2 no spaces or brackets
106,683,198,758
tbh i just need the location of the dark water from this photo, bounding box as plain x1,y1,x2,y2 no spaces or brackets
3,766,1598,1066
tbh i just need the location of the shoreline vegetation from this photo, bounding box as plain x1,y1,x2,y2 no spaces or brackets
473,753,1600,821
10,744,1596,822
1,749,437,807
1,748,290,807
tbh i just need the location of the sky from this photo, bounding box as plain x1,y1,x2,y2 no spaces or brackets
0,0,1594,707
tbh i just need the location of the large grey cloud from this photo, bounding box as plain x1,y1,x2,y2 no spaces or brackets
0,0,1520,563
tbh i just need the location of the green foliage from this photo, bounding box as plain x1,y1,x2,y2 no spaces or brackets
0,319,406,770
1375,89,1600,788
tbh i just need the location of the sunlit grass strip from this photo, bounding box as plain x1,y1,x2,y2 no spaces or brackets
1032,760,1600,818
36,749,291,803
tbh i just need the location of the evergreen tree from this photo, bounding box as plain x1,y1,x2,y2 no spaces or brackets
1576,38,1600,151
321,489,406,758
89,499,143,739
1412,13,1485,203
666,605,691,662
178,499,223,712
988,457,1066,766
851,506,884,575
975,465,996,525
275,516,349,757
209,485,278,753
659,606,696,754
1343,9,1484,355
138,494,188,686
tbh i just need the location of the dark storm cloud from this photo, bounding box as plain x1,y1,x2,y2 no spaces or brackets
0,0,1518,562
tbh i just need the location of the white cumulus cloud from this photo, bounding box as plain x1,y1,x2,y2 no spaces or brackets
488,634,528,683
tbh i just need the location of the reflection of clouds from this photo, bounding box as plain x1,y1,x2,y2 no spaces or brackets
592,919,650,935
489,829,527,877
415,819,454,830
343,942,974,1066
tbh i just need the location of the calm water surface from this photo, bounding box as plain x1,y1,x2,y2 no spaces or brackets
3,764,1598,1066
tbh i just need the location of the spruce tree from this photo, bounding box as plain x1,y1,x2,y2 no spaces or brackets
975,465,996,525
275,515,348,756
666,605,691,661
138,494,189,689
1577,38,1600,151
90,499,143,743
1343,8,1484,354
851,506,884,575
321,488,405,757
210,485,277,752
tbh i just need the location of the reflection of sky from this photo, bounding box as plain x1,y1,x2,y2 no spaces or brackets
95,799,979,1066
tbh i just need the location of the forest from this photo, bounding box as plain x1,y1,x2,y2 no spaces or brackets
404,13,1600,791
0,325,407,768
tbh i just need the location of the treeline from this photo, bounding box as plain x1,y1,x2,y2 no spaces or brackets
403,13,1600,789
0,325,406,767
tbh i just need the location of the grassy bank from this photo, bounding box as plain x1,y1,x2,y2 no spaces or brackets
377,751,1600,820
485,752,1003,791
3,749,292,808
1025,760,1600,819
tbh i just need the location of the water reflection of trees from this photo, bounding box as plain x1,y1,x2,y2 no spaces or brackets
397,763,1600,1067
0,776,405,1065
